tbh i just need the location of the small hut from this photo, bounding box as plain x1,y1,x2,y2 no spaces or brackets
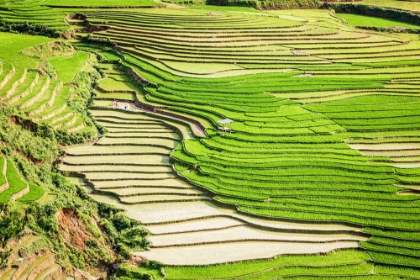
217,118,234,134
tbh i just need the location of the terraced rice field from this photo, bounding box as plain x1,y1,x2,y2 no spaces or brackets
59,5,420,278
62,102,366,265
0,1,70,31
0,155,44,203
0,233,67,279
0,32,97,136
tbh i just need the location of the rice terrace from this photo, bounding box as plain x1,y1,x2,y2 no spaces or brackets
1,0,420,278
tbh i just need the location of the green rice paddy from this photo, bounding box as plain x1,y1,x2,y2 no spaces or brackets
358,0,420,13
0,32,99,136
42,0,161,6
68,6,420,276
2,0,420,278
0,160,27,203
47,52,90,83
336,13,420,28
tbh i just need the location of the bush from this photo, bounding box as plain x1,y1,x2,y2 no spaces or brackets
0,20,60,38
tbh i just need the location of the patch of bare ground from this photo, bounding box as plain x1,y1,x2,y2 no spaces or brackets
56,208,115,278
56,208,92,251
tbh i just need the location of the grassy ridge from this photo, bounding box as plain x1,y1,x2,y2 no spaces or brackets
0,159,27,203
18,183,44,202
47,52,90,83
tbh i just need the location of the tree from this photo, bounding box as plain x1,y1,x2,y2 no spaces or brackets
0,202,25,248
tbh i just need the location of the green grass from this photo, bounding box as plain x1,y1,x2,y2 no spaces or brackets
369,251,420,268
165,249,370,279
375,264,420,278
362,242,420,258
99,77,139,92
97,93,136,101
304,95,420,134
336,13,420,28
47,51,90,83
0,32,50,71
117,263,164,280
237,263,373,280
368,236,420,250
0,33,99,140
0,160,27,203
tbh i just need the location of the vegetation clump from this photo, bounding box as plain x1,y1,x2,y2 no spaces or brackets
328,3,420,26
208,0,320,9
0,19,59,38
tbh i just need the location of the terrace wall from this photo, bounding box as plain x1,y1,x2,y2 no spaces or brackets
134,99,207,133
10,183,29,200
0,182,8,193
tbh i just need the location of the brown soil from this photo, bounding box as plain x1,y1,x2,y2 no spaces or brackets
38,67,47,76
14,148,42,166
55,208,115,278
127,255,144,266
56,208,91,251
8,116,17,124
